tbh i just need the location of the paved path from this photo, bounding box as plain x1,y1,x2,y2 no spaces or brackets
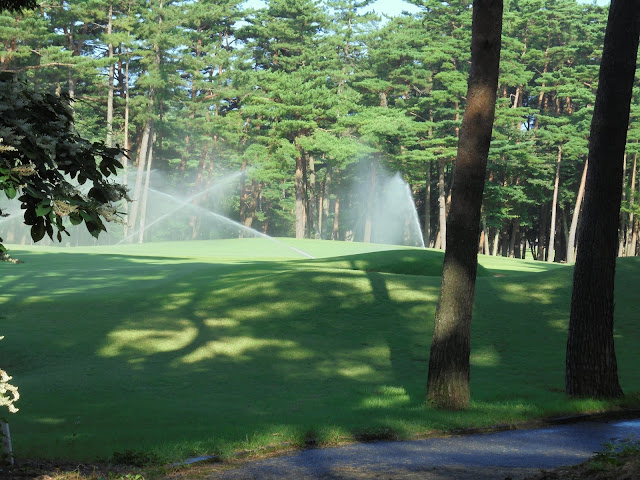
202,419,640,480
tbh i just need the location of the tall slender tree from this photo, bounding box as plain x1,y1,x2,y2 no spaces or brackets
566,0,640,398
427,0,503,409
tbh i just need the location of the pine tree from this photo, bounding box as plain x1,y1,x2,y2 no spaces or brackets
427,0,503,410
566,0,640,399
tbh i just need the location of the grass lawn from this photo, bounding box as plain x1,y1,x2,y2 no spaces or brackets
0,238,638,463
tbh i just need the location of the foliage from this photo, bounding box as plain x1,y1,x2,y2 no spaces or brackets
0,337,18,414
0,78,128,252
0,0,630,259
590,437,640,469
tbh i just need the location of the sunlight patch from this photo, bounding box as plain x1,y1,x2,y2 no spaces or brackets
362,385,410,408
338,364,376,378
470,346,500,367
99,319,197,357
180,337,296,364
203,318,239,328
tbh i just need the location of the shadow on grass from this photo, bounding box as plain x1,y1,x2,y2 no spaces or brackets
0,247,638,463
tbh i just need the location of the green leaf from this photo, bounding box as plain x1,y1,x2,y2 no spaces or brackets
31,221,45,242
5,185,16,199
69,213,83,225
35,202,52,216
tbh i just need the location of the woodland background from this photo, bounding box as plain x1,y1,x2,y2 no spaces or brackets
1,0,636,263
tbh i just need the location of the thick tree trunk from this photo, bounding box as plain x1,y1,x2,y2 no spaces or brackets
427,0,503,410
567,159,588,263
548,145,562,262
566,0,640,399
437,159,447,250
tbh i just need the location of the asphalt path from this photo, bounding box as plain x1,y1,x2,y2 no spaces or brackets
202,418,640,480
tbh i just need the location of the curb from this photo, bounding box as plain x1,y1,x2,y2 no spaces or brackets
170,409,640,467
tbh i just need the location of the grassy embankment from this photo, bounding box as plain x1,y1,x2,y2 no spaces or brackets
0,238,638,462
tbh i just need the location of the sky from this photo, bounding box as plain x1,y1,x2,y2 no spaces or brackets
244,0,609,17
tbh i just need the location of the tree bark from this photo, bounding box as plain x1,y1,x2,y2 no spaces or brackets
626,153,637,256
482,214,490,255
437,159,447,250
491,225,500,256
567,159,588,263
295,152,305,239
427,0,503,410
537,202,548,260
364,158,377,243
425,163,432,247
106,2,115,148
137,126,154,244
322,166,332,240
127,116,153,237
566,0,640,399
332,195,340,240
509,217,520,258
548,145,562,262
618,153,628,256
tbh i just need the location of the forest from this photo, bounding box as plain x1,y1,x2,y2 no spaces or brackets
1,0,636,262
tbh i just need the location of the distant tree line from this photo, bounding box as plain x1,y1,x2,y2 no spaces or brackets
2,0,637,262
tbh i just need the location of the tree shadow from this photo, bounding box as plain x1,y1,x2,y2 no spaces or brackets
1,247,638,463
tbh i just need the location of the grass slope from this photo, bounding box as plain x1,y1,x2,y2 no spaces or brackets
0,239,638,462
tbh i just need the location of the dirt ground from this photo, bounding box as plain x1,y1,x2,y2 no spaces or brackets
2,454,638,480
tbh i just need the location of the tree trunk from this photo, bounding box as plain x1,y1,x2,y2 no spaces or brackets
509,217,520,258
364,158,377,243
626,153,637,256
137,125,154,244
491,226,500,256
121,49,131,239
561,207,569,262
106,2,115,148
427,0,503,410
128,117,153,237
567,159,588,263
548,145,562,262
322,166,332,240
566,0,640,399
618,153,628,256
437,159,447,250
243,179,260,229
308,154,318,238
295,152,305,239
332,195,340,240
537,202,548,260
482,214,490,255
425,163,432,247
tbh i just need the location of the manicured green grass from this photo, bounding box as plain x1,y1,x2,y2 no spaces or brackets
0,239,638,462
